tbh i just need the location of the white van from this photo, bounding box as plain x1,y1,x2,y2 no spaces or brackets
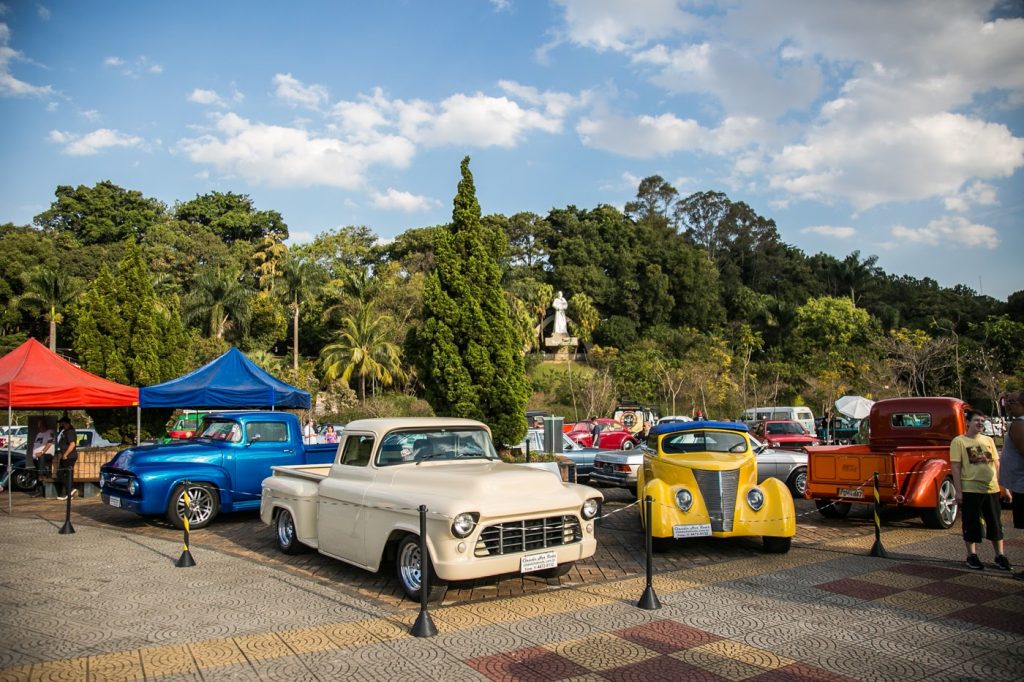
740,406,815,435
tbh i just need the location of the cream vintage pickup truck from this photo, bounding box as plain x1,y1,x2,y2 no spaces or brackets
260,417,603,601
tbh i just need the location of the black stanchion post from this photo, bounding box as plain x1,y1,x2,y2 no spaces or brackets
595,498,603,528
58,472,75,535
410,505,437,637
869,471,888,558
637,495,661,610
175,484,197,567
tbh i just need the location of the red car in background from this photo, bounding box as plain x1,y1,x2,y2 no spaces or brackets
565,418,639,449
751,420,821,449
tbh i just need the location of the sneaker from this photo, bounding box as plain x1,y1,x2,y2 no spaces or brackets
965,554,984,570
57,494,67,501
69,489,78,498
993,555,1012,571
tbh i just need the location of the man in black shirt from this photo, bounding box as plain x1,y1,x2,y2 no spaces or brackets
55,415,78,500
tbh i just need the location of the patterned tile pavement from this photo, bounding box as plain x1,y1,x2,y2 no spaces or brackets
1,489,1023,680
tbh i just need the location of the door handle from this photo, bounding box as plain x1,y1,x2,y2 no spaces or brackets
283,449,294,454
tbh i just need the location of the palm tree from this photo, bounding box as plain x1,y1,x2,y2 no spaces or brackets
17,267,77,351
279,254,326,371
320,302,403,402
182,267,252,339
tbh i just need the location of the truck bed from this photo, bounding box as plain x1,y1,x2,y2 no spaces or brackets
269,463,332,480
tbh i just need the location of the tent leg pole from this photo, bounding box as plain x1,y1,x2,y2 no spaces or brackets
136,407,141,446
7,406,12,515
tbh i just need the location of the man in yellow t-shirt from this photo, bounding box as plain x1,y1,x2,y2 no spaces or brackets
951,409,1010,571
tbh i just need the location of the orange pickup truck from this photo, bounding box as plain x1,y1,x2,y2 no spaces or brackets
805,397,967,529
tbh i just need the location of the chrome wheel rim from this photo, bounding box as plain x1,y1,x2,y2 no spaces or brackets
793,470,807,497
277,510,295,547
176,485,214,525
937,479,957,527
398,540,422,593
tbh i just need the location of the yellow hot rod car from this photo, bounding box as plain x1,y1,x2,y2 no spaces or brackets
638,420,795,553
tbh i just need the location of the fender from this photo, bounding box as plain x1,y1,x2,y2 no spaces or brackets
139,464,233,515
900,458,950,508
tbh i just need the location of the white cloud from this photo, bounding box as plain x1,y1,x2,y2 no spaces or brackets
49,128,145,156
370,188,439,212
104,55,162,78
78,108,100,121
188,88,227,107
890,215,1000,249
0,21,54,97
944,180,998,213
36,5,50,21
801,225,857,239
553,1,1024,212
770,113,1024,209
273,73,328,110
556,0,696,52
177,112,415,189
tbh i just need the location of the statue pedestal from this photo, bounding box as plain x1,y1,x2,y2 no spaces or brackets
545,334,578,361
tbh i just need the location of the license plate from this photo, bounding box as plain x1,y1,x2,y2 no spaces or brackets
106,495,121,508
838,487,864,499
673,523,712,538
520,550,558,573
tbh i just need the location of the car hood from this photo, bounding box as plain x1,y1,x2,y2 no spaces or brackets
383,459,598,515
594,450,643,465
102,440,225,471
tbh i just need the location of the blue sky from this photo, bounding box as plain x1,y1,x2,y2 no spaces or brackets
2,1,1022,300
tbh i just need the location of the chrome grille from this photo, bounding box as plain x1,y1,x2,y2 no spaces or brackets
475,516,582,557
692,469,738,532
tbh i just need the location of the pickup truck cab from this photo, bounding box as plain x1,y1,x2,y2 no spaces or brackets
260,417,603,602
100,412,335,529
805,397,967,529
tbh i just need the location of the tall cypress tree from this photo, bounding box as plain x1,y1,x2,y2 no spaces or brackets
414,157,529,447
74,241,188,437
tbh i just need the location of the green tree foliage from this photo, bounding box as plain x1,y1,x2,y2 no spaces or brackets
34,181,168,245
73,242,187,438
413,157,530,446
322,302,402,402
182,266,253,340
174,191,288,245
278,253,328,369
15,266,77,351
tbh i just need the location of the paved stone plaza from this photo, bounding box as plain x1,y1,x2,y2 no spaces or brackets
1,490,1022,680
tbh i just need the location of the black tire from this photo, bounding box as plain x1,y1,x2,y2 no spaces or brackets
166,482,219,530
535,562,573,579
787,467,807,498
275,508,308,554
395,534,448,603
763,536,792,553
12,468,38,491
814,498,851,519
921,476,958,529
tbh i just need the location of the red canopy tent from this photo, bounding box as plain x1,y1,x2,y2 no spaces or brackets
1,338,138,511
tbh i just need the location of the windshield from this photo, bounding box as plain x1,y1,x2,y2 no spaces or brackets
198,420,242,442
376,428,498,466
661,430,748,454
766,422,806,435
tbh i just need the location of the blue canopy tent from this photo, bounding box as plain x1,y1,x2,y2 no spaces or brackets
139,348,310,410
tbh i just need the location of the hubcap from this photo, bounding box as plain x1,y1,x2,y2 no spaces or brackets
937,479,957,526
176,486,214,525
278,511,295,546
794,471,807,497
398,540,422,592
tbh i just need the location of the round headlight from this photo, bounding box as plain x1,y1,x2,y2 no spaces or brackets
451,512,478,538
581,498,599,520
746,488,765,511
128,479,139,496
99,473,107,487
675,488,693,512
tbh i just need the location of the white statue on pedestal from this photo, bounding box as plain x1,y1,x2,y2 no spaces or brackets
552,291,568,336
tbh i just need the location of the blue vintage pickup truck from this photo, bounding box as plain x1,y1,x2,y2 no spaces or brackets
99,412,336,529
